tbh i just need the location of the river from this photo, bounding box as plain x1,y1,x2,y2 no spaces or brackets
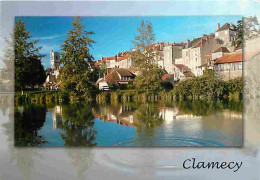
14,100,242,147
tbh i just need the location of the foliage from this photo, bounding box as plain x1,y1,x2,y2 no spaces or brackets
15,90,69,105
58,16,97,101
132,20,163,91
173,75,242,101
14,18,46,91
174,74,227,100
99,62,107,78
234,20,243,48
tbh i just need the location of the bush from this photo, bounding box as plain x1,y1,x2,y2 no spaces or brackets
173,74,241,101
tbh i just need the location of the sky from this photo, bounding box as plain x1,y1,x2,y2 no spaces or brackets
16,16,241,68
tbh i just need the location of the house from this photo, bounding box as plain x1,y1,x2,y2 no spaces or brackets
163,42,185,74
212,47,230,60
44,68,60,90
173,64,194,81
101,56,118,68
214,53,242,81
117,53,133,69
97,68,135,90
150,42,165,67
215,22,237,47
182,34,221,76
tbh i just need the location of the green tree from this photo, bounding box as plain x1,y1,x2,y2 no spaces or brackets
58,16,97,101
14,17,46,91
132,20,164,91
99,62,107,78
234,20,243,48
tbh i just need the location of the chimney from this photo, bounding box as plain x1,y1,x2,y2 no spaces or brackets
230,21,233,27
187,38,190,46
217,23,220,31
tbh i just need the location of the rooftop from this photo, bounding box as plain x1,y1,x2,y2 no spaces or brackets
213,47,230,53
174,64,190,70
217,23,237,32
214,53,242,64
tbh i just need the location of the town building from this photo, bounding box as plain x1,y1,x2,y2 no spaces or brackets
182,34,221,76
212,47,231,60
163,43,185,74
172,64,194,81
215,22,237,47
150,42,165,67
117,53,133,69
50,50,60,69
101,56,118,69
214,53,242,81
97,68,135,90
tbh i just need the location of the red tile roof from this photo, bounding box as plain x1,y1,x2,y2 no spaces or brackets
102,56,117,61
95,60,102,66
217,23,237,32
174,64,189,70
213,47,230,53
117,53,131,61
192,40,202,48
162,74,174,81
214,53,242,64
105,70,121,83
183,72,194,77
172,42,186,46
105,68,135,83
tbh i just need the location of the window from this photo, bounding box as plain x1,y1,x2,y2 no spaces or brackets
238,62,242,70
186,51,188,56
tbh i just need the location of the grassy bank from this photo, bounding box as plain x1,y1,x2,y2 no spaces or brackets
15,76,242,105
15,91,69,105
96,76,242,104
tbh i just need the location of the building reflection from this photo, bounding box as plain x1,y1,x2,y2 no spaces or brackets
93,103,205,128
52,105,63,130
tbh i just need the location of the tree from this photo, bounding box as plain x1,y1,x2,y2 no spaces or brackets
132,20,164,91
234,20,243,48
244,16,260,40
58,16,97,101
14,17,46,91
99,62,107,78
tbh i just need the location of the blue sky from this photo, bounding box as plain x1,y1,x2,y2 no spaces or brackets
17,16,241,68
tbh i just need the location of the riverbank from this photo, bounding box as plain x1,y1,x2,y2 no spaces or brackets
15,76,242,105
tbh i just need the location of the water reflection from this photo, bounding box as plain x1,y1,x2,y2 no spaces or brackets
58,103,97,146
14,100,242,147
15,104,47,146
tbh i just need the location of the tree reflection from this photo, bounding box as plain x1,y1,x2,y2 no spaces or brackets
15,104,46,146
134,103,163,131
175,100,242,116
58,103,97,146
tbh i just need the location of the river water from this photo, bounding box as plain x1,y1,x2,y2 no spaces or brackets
14,100,242,147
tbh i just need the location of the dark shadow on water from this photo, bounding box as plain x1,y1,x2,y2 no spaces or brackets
15,104,47,146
